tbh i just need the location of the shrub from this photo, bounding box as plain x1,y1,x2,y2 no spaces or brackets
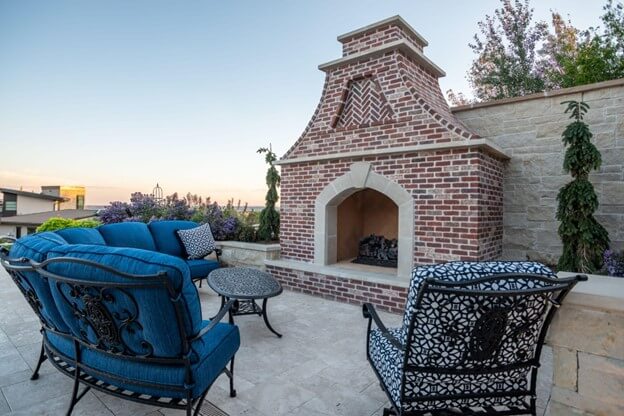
604,249,624,277
257,145,280,241
36,217,101,233
556,101,609,273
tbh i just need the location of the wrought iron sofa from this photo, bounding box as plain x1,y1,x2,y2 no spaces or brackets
363,261,586,416
0,233,239,415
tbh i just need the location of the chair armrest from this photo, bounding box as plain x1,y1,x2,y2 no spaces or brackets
189,299,236,342
362,303,404,351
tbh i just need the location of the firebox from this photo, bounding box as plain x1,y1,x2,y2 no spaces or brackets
336,188,398,268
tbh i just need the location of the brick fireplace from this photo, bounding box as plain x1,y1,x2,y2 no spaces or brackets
266,16,509,313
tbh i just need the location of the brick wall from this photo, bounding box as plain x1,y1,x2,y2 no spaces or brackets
267,265,408,314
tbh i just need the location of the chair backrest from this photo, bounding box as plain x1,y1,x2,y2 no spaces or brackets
2,233,70,332
400,261,556,344
400,266,583,412
42,244,203,358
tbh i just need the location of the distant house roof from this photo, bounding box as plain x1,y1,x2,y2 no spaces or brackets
0,188,67,202
0,209,98,226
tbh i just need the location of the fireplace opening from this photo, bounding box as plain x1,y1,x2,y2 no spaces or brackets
336,188,398,268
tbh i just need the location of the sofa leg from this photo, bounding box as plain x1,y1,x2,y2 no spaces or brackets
199,279,203,288
65,368,81,415
229,356,236,397
30,341,47,380
383,408,396,416
192,389,210,416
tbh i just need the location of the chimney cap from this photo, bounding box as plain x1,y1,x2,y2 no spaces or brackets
337,15,429,47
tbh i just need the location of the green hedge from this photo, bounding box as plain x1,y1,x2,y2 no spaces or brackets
36,217,101,233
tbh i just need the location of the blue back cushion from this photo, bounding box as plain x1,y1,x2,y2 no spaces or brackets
45,244,203,357
55,228,106,245
98,222,157,251
8,233,70,332
148,220,198,257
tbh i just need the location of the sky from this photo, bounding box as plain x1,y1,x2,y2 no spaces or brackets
0,0,606,206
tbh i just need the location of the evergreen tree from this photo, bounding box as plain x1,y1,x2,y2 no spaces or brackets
257,145,280,241
556,101,609,273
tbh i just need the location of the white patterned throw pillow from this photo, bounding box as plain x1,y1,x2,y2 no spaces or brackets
177,223,216,259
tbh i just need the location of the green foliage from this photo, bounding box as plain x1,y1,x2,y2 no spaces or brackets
36,217,101,233
556,101,609,273
462,0,624,101
256,145,280,241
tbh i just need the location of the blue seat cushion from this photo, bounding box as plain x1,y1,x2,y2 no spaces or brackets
55,228,106,245
45,244,203,356
369,327,403,407
48,319,239,399
148,220,198,257
8,233,69,332
186,259,219,280
98,222,157,251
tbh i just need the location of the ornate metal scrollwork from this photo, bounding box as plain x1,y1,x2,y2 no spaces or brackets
59,283,153,357
469,308,508,361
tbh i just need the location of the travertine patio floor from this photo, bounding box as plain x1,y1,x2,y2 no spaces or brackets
0,267,552,415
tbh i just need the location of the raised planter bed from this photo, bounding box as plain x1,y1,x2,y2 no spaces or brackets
215,241,280,270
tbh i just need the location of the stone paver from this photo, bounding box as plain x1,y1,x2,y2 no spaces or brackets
0,268,552,415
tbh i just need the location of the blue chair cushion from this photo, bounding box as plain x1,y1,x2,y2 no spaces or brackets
42,320,239,399
8,233,70,332
148,220,198,257
400,261,556,344
369,327,403,407
55,228,106,245
45,244,203,356
98,222,157,251
186,259,219,280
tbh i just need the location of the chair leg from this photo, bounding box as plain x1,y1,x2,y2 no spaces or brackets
192,389,210,416
65,367,81,415
30,341,47,380
229,356,236,398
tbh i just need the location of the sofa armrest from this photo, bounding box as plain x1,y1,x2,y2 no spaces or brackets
363,303,404,351
189,298,236,341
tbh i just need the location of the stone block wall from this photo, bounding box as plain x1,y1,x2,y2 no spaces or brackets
546,273,624,415
453,80,624,264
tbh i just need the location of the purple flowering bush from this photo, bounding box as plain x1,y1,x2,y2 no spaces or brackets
603,249,624,277
98,192,258,242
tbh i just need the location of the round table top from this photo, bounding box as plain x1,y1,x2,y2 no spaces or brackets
207,267,283,300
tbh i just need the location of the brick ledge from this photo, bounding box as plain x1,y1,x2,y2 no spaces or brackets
276,138,510,165
264,259,411,288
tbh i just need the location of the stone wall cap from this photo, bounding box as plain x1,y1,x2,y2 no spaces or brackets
558,271,624,313
337,15,429,47
451,77,624,112
215,240,281,252
318,39,445,77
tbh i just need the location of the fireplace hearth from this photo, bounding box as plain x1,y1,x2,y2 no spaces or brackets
352,234,398,268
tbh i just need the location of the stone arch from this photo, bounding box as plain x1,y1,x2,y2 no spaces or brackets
314,162,414,279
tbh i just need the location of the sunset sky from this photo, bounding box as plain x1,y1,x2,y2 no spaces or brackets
0,0,604,206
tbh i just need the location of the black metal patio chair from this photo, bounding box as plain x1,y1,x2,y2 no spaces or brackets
362,261,586,416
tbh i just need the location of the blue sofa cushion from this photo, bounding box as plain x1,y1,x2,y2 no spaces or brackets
186,259,219,280
98,222,157,251
45,244,203,357
55,228,106,246
8,233,70,332
148,220,198,258
42,319,239,399
80,320,239,398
